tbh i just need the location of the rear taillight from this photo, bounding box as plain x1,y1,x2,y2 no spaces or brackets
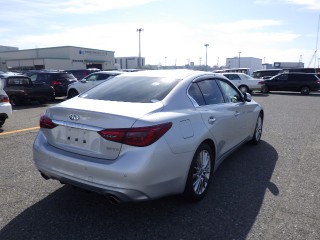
0,95,9,103
53,80,62,85
40,115,57,129
98,122,172,147
316,80,320,84
258,81,265,85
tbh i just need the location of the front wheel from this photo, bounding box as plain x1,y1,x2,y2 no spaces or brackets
184,143,213,202
251,113,263,145
67,89,79,99
300,86,310,95
261,85,269,93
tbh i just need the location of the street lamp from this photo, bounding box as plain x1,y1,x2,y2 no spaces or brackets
137,28,143,69
238,51,241,68
204,43,209,71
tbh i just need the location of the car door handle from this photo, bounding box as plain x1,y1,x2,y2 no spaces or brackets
234,111,240,117
208,116,216,125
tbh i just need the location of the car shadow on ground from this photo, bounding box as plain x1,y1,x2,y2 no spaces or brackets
0,141,278,240
252,91,320,97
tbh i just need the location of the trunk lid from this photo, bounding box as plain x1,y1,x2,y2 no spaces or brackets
42,97,163,160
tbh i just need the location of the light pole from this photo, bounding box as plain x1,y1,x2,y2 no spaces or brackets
137,28,143,69
204,44,209,71
238,51,241,68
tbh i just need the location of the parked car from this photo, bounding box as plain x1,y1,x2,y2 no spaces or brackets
67,70,123,98
0,86,12,128
66,69,101,80
222,72,264,93
261,73,320,95
28,71,77,97
252,69,282,79
0,75,55,106
33,69,264,203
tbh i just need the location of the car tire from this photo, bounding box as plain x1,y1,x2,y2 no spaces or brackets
300,86,310,95
67,89,79,99
239,85,249,93
250,113,263,145
261,85,269,93
9,95,20,106
38,98,47,104
0,117,5,128
183,143,213,202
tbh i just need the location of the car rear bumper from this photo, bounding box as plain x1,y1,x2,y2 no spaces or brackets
0,103,12,118
33,131,192,202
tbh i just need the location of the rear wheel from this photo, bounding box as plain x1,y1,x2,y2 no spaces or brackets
67,89,79,99
0,117,5,128
261,85,269,93
9,95,20,106
184,143,213,201
300,86,310,95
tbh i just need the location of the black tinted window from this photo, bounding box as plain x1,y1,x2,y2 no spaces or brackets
197,80,225,105
188,83,206,106
81,76,181,103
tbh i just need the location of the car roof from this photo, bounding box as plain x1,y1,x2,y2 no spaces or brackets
118,69,212,79
95,70,123,74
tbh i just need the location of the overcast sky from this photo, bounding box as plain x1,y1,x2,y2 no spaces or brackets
1,0,319,67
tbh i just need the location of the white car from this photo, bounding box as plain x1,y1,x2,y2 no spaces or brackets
0,79,12,128
222,73,264,93
67,71,122,98
33,70,263,203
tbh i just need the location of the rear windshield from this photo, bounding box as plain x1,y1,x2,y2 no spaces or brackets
57,73,76,79
81,76,181,103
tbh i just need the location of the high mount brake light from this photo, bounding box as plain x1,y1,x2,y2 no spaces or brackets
40,115,57,129
99,122,172,147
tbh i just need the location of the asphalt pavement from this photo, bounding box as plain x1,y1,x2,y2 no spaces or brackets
0,92,319,240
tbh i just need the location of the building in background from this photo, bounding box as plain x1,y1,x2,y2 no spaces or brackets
273,62,304,68
225,57,262,73
115,57,145,70
0,46,115,71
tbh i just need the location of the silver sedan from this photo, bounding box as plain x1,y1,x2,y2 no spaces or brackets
33,69,263,203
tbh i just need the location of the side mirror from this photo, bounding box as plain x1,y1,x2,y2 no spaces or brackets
80,79,87,83
243,92,252,102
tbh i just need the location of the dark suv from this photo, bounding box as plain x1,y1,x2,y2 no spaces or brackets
66,69,100,80
29,71,77,97
261,73,320,95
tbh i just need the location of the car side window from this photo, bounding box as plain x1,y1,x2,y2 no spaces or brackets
217,80,242,103
188,83,206,106
278,74,288,81
86,74,98,82
29,74,37,82
37,74,50,82
225,74,241,80
197,79,225,105
97,74,110,80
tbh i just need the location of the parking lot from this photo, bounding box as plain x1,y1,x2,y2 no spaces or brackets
0,92,319,240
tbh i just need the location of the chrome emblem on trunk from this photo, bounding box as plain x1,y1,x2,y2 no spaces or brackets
69,114,80,121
